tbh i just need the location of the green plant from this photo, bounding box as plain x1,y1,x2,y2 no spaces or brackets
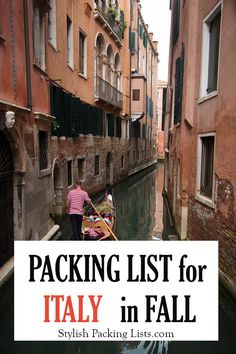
122,21,127,32
108,5,119,20
52,121,61,134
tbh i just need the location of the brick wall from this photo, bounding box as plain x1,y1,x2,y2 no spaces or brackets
188,176,236,288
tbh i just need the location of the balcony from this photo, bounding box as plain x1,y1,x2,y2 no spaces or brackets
94,0,124,46
95,76,123,110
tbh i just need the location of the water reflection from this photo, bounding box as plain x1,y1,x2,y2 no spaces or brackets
114,164,163,240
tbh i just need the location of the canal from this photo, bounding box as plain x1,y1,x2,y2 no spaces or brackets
0,162,236,353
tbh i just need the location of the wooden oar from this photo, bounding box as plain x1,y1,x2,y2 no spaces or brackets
90,201,118,241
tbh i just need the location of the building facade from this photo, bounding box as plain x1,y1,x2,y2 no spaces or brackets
157,79,167,159
129,0,159,175
165,0,236,297
0,0,55,271
0,0,159,272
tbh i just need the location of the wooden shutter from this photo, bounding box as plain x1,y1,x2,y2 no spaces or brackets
129,28,136,54
172,0,180,45
133,89,140,101
162,87,167,131
174,45,184,124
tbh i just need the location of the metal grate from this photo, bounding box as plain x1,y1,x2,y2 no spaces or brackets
0,131,14,267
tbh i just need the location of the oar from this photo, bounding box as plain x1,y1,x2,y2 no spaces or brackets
90,201,118,241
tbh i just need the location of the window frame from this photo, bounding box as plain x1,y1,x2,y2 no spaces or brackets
67,159,73,188
38,130,48,169
79,29,87,78
33,4,46,71
77,156,86,181
48,0,57,49
132,89,140,101
67,16,74,69
195,132,216,208
121,155,124,168
94,155,100,176
199,2,222,102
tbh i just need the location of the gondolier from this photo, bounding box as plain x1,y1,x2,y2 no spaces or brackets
67,180,91,240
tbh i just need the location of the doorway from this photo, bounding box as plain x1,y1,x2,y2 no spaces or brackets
0,131,14,267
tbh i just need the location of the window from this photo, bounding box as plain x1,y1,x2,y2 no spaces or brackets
79,30,87,76
95,156,99,176
121,155,124,168
200,4,221,98
133,89,140,101
200,136,215,197
48,0,56,48
174,45,184,124
67,16,73,68
77,158,85,180
149,98,153,118
129,28,136,54
33,2,46,70
38,131,48,170
67,160,73,187
196,134,215,206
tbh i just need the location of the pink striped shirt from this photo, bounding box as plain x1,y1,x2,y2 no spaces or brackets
68,188,90,215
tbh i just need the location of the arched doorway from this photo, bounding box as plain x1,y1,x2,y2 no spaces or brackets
0,131,14,267
52,161,63,216
106,152,113,186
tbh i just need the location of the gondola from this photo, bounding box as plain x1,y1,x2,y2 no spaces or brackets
81,187,117,241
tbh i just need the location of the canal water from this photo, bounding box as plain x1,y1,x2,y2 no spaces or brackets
0,162,236,353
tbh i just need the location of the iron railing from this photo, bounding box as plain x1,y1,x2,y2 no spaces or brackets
94,0,123,41
96,75,123,109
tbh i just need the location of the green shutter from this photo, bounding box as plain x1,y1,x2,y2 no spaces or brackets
129,27,136,54
142,124,146,139
162,88,167,131
140,25,143,39
173,0,180,45
174,45,184,124
143,33,147,48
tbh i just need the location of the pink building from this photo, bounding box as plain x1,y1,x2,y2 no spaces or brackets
165,0,236,298
157,80,167,159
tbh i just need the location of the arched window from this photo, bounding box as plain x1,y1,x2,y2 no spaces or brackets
95,33,105,78
114,52,121,89
106,44,114,84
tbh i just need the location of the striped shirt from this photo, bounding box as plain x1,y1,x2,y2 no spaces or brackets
68,188,90,215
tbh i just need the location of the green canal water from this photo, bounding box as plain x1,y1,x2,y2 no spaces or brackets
0,162,236,353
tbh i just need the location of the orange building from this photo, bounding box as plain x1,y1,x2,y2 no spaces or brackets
45,0,132,213
165,0,236,298
0,0,55,274
0,0,159,275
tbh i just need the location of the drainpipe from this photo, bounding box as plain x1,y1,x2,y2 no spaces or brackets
23,0,32,109
129,0,132,167
150,46,153,148
145,30,148,158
